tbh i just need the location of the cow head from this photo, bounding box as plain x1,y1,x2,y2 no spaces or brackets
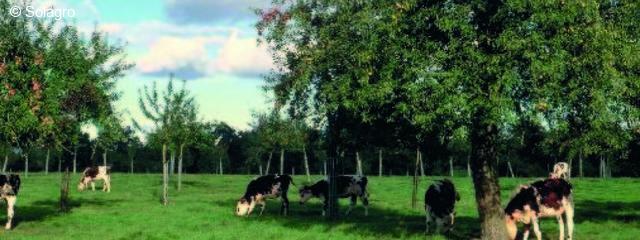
0,174,20,195
77,177,91,191
441,211,456,232
235,197,255,216
298,186,313,204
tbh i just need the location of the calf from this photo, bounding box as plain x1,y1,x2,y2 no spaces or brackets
236,174,293,216
550,162,570,180
0,174,20,229
505,178,574,240
299,175,369,216
78,166,111,192
424,179,460,233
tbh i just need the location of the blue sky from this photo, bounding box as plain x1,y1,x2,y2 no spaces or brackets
38,0,275,130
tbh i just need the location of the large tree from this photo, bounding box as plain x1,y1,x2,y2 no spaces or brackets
257,0,639,238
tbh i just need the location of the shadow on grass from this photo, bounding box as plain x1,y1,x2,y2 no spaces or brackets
214,198,480,239
575,200,640,223
7,198,124,228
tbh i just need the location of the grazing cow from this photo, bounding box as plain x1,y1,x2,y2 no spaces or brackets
505,178,574,240
236,174,293,217
78,166,111,192
550,162,570,180
299,175,369,216
424,179,460,233
0,174,20,229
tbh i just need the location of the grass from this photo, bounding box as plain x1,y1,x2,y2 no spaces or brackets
0,174,638,239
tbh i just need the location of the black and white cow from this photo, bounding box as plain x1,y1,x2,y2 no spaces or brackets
505,178,574,240
298,175,369,216
0,174,20,229
424,179,460,233
236,174,293,217
550,162,570,180
78,166,111,192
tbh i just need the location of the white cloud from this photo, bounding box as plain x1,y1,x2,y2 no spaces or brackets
212,29,274,77
137,36,219,79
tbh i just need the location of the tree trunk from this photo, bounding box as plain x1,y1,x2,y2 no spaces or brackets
60,168,70,212
259,163,263,175
3,153,8,173
162,144,168,206
178,144,184,191
58,155,61,173
378,149,383,177
279,149,285,175
470,115,508,239
24,153,29,177
324,160,327,176
45,148,50,175
102,151,107,166
411,147,420,209
170,150,175,175
303,145,310,182
449,157,454,177
579,151,583,178
600,156,604,178
265,151,273,174
130,156,134,174
73,147,77,174
219,156,223,175
356,151,363,175
292,167,295,175
419,151,425,177
467,155,472,178
507,161,515,178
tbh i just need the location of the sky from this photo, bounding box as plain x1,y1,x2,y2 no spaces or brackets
30,0,275,131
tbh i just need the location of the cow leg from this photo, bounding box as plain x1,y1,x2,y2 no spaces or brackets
258,201,267,216
565,202,574,240
281,195,289,216
532,215,542,240
523,223,531,240
557,214,565,240
345,195,357,215
425,206,432,234
505,217,518,240
5,196,16,230
104,176,111,193
322,199,328,217
360,192,369,216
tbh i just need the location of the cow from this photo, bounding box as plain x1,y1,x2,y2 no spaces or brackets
424,179,460,233
298,175,369,216
236,174,293,217
550,162,570,180
505,178,574,240
0,174,20,230
78,166,111,192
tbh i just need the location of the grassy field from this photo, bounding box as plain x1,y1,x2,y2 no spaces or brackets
0,174,638,240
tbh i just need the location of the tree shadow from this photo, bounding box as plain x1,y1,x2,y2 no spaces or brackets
575,200,640,223
213,198,480,239
180,180,210,188
2,198,124,228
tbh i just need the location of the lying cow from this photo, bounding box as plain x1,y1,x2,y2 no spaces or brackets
299,175,369,216
78,166,111,192
0,174,20,229
505,178,574,240
236,174,293,216
424,179,460,233
550,162,570,180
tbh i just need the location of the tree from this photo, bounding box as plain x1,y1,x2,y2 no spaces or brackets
257,1,639,237
136,78,195,205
